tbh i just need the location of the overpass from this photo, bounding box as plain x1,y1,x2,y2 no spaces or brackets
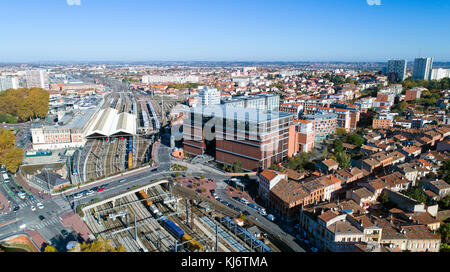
80,180,171,216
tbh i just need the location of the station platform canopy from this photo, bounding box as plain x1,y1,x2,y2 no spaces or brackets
85,108,136,138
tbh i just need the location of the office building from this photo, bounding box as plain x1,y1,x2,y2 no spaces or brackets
0,77,19,91
387,60,407,81
182,105,295,171
26,69,49,89
413,58,433,80
222,93,280,111
198,86,220,106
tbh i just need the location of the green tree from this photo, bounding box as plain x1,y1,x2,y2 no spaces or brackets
403,186,427,204
439,195,450,210
269,164,278,171
232,161,243,173
439,159,450,184
438,223,450,245
334,139,344,153
78,238,125,252
336,128,347,137
240,212,246,221
44,245,58,252
379,191,390,204
335,151,351,169
347,134,364,147
0,128,24,173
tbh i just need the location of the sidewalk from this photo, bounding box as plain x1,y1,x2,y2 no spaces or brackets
0,189,10,213
25,230,47,251
61,211,93,242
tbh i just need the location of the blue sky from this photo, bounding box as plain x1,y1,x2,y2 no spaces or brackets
0,0,449,62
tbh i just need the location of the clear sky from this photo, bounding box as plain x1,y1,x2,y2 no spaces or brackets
0,0,449,62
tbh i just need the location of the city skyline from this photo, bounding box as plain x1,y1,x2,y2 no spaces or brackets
0,0,449,62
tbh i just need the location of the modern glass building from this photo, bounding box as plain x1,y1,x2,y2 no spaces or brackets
182,105,294,171
222,93,280,111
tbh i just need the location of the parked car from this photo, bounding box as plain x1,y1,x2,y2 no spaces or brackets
216,197,223,202
86,190,95,196
247,203,259,210
240,198,249,205
243,210,251,216
311,247,319,252
73,193,83,199
210,189,217,198
266,214,275,221
259,209,267,216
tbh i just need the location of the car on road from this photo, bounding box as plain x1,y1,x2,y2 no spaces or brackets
30,206,36,211
13,206,20,212
18,192,26,199
37,202,44,209
73,193,83,199
86,190,95,196
210,189,217,198
266,214,275,222
222,201,229,206
240,198,249,205
232,196,240,201
247,203,259,210
29,195,35,201
228,204,236,210
96,187,105,192
61,229,70,238
311,247,319,252
39,215,45,221
119,178,127,183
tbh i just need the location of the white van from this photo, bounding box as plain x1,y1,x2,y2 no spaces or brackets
2,173,9,183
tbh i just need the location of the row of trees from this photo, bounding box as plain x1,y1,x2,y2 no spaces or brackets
0,88,49,122
286,152,315,171
402,77,450,91
44,238,126,252
167,83,199,89
223,161,243,173
0,129,24,173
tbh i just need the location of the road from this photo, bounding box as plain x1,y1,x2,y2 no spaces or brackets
214,179,307,252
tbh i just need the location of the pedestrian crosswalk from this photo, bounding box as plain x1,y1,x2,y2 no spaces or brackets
18,199,40,208
33,217,60,230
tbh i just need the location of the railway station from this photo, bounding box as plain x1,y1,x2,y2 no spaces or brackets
81,182,274,252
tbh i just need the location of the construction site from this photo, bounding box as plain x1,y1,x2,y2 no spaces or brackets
81,181,278,252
